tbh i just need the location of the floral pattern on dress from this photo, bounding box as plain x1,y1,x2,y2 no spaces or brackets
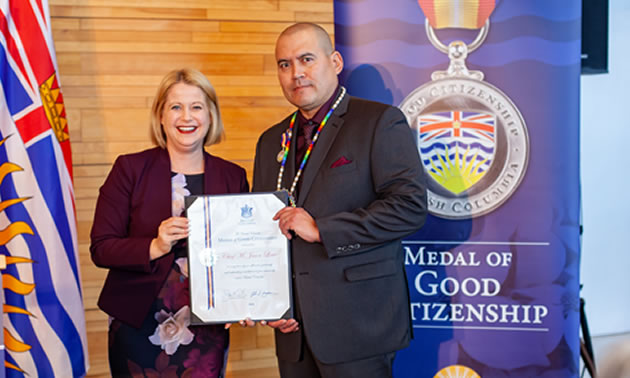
161,262,190,312
108,173,228,378
184,349,224,378
128,352,183,378
149,306,195,355
175,257,189,278
172,173,190,217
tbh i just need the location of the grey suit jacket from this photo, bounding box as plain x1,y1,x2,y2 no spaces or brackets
252,94,427,364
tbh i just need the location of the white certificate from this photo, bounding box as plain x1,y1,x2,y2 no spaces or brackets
185,192,292,324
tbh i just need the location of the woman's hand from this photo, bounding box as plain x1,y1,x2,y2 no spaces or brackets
224,318,256,329
150,216,189,260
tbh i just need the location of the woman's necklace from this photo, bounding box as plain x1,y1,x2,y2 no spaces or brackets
275,86,346,206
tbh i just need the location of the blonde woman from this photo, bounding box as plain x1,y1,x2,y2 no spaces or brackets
91,68,248,377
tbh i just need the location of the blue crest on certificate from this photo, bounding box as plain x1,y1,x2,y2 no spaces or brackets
240,204,253,219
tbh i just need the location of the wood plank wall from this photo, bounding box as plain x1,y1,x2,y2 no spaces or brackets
49,1,333,376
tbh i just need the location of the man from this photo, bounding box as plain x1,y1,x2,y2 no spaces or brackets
252,22,427,377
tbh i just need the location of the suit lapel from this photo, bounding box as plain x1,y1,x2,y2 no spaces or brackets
296,95,350,207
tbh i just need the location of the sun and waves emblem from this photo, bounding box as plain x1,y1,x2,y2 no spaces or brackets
0,135,37,374
434,364,481,378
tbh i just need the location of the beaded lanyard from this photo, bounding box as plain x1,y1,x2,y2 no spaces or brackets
276,86,346,206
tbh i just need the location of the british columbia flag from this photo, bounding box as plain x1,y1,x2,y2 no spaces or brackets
0,0,88,377
418,110,496,193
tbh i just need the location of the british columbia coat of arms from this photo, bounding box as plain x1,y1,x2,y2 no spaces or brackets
400,17,529,219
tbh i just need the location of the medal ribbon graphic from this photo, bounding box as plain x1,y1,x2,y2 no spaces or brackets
414,1,498,196
417,0,496,29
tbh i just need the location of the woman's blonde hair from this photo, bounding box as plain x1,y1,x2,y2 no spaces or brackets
150,68,224,148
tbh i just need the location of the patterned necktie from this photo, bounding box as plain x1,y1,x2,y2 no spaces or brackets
295,122,317,196
303,122,316,146
297,121,316,164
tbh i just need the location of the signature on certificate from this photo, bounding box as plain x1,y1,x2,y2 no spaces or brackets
222,289,277,300
223,289,247,300
250,290,276,298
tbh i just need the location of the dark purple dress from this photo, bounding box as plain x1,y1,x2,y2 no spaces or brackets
108,173,228,378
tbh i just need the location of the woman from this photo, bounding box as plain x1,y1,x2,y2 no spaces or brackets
90,68,249,377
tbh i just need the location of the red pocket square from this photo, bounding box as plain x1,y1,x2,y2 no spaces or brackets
331,156,352,168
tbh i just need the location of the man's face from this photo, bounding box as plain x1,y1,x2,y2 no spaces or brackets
275,28,343,118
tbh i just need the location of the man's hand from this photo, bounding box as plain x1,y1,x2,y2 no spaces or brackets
224,318,299,333
266,318,300,333
273,207,321,243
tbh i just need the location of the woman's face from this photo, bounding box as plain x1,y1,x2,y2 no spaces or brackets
161,82,210,154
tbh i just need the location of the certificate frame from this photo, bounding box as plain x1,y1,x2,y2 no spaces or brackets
185,191,292,325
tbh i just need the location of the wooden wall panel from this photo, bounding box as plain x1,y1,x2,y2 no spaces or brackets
49,0,333,376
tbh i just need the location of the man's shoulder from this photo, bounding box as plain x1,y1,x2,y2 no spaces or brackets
345,96,404,120
348,96,399,113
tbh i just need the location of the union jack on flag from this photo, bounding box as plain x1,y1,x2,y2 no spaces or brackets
418,111,495,143
0,0,88,377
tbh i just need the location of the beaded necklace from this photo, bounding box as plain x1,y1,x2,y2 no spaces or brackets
276,86,346,206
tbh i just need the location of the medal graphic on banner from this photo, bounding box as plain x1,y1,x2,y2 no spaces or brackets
400,0,529,219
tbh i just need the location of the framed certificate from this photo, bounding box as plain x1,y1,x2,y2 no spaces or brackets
185,191,292,324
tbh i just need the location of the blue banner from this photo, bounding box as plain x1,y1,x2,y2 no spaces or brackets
334,1,581,376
